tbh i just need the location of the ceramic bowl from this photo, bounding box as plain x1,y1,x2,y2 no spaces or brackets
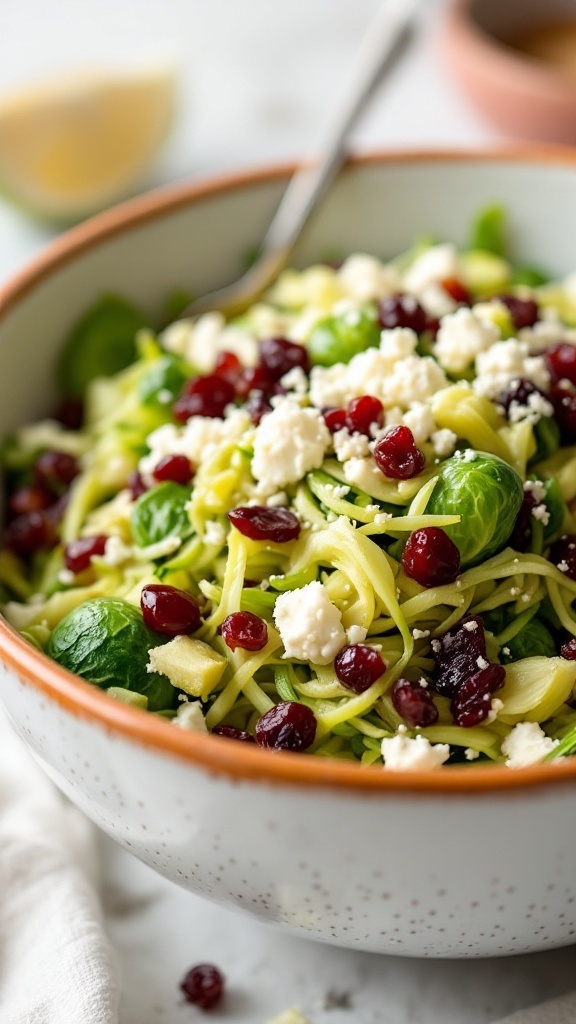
444,0,576,144
3,150,576,958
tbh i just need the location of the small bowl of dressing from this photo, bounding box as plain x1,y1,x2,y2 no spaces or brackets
443,0,576,144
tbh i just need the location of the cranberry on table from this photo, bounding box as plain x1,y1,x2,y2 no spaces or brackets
378,293,428,334
227,505,301,543
345,395,384,436
212,724,256,742
180,963,225,1010
450,664,506,728
550,534,576,581
173,374,235,422
323,407,347,433
8,484,55,519
496,294,539,330
34,449,79,489
255,701,317,751
152,454,194,485
221,611,268,651
545,342,576,386
64,534,108,574
141,584,202,636
334,644,386,693
391,677,438,727
373,425,426,480
561,637,576,660
259,336,310,380
441,277,472,305
3,510,58,555
402,527,461,588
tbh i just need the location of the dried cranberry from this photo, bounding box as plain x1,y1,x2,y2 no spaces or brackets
8,484,55,519
141,584,201,636
255,701,317,751
54,397,84,430
235,365,273,399
34,450,79,490
227,506,300,543
549,534,576,581
152,454,194,485
173,374,235,422
221,611,268,651
334,644,386,693
127,470,147,500
402,527,460,588
323,407,347,432
244,390,272,425
497,294,539,330
561,637,576,660
373,426,426,480
497,378,547,418
450,664,506,728
545,343,576,386
431,615,487,697
3,511,58,555
391,677,438,727
214,350,242,384
345,395,384,436
378,293,428,334
550,382,576,443
259,337,310,381
180,963,224,1009
212,724,256,742
441,277,471,305
64,534,107,574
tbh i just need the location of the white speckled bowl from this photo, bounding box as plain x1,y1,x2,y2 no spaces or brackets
2,150,576,958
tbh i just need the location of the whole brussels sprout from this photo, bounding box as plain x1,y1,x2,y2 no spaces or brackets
47,597,177,711
425,450,523,567
307,306,380,366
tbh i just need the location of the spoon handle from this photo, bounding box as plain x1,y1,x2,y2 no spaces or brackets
185,0,422,318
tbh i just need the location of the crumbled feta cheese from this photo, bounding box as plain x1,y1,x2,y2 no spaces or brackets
139,409,251,483
337,253,401,302
558,560,569,572
101,535,132,567
531,503,550,525
486,697,504,723
476,656,489,670
435,307,500,375
162,311,259,370
347,624,368,644
473,340,550,399
465,747,480,760
172,701,208,732
204,520,227,547
412,628,430,640
273,581,347,665
374,511,393,524
280,366,309,395
57,568,76,586
431,428,458,459
523,479,546,502
463,620,479,631
519,317,576,353
308,362,350,410
402,402,436,445
323,483,350,499
251,402,330,489
403,243,461,294
431,638,442,653
342,456,383,494
502,646,511,656
381,733,450,771
379,326,418,362
418,282,457,319
333,429,371,462
501,722,559,768
380,355,448,408
507,391,554,425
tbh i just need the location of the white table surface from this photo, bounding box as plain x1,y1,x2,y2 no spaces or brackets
1,1,574,1021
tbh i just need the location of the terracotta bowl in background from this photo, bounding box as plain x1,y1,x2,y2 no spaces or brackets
444,0,576,144
3,151,576,957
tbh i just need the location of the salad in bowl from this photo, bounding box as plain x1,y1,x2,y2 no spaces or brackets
4,205,576,772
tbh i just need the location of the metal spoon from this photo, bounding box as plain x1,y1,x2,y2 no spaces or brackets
181,0,422,320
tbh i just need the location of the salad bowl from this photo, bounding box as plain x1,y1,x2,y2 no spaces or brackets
2,149,576,957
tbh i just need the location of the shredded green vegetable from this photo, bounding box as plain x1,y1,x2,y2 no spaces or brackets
4,207,576,771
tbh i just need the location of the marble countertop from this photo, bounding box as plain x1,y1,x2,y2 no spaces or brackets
1,1,573,1020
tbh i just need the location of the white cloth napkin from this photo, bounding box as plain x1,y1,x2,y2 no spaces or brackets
0,708,119,1024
